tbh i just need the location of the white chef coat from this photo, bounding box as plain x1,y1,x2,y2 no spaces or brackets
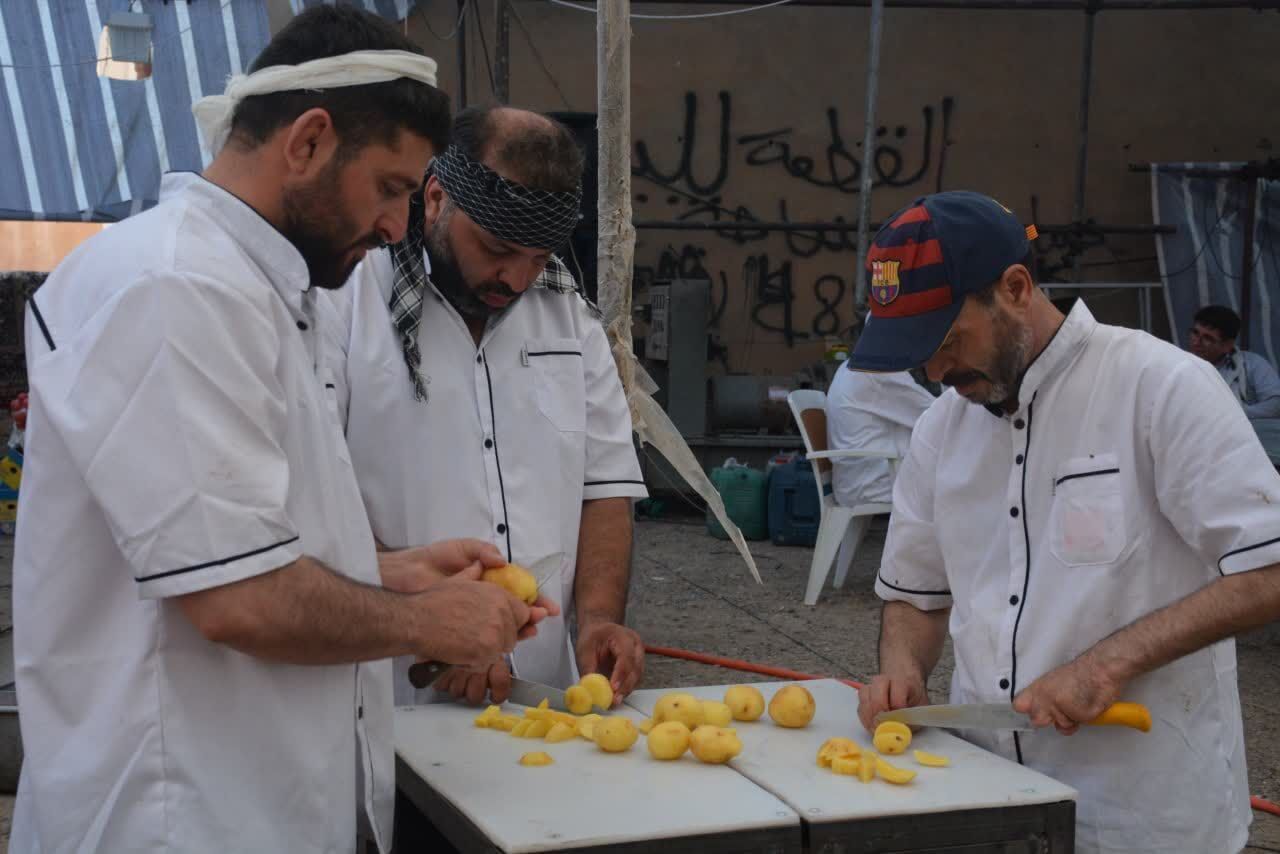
319,248,646,703
826,364,935,507
12,175,394,854
876,302,1273,854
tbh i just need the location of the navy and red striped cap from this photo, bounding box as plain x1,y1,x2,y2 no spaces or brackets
849,190,1037,372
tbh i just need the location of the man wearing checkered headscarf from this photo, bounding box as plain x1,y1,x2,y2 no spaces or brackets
320,106,648,708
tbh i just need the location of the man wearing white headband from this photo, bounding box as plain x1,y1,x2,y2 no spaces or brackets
12,8,556,854
322,106,648,708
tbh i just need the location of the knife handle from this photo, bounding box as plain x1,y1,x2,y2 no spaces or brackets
1087,702,1151,732
407,661,448,689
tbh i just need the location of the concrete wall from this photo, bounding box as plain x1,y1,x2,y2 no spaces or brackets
274,2,1280,375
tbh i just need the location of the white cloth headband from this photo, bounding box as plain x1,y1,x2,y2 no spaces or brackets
193,49,439,157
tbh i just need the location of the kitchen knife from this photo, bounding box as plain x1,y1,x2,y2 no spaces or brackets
506,677,570,712
407,553,563,690
875,701,1152,733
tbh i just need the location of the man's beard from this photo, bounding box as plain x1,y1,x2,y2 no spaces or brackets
424,209,521,319
280,160,383,290
943,309,1034,407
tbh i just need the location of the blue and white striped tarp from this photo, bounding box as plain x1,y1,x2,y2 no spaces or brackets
0,1,275,222
0,1,421,224
1152,162,1280,371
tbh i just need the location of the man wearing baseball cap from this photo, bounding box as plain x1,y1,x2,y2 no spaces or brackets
853,190,1280,853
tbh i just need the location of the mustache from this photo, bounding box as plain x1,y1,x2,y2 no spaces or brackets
477,281,518,300
942,370,989,387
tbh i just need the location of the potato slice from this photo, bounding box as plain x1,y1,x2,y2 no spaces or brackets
817,737,861,768
511,720,533,738
830,755,860,776
518,751,554,766
875,756,918,785
857,752,876,783
524,719,552,739
913,749,950,768
490,715,520,732
578,713,603,741
544,722,577,744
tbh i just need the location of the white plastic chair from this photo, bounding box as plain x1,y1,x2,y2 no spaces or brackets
787,389,898,606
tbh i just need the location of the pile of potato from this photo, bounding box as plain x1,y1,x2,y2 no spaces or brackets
815,722,951,786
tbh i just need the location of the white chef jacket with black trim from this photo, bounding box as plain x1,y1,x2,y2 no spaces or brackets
13,175,393,854
320,248,646,703
877,302,1273,854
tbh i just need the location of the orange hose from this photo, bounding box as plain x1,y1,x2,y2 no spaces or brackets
1254,795,1280,818
643,643,1278,818
643,643,863,690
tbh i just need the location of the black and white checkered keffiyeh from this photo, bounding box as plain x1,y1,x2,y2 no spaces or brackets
388,167,588,401
432,145,582,251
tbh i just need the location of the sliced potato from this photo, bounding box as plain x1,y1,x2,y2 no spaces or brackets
857,752,876,783
518,751,554,766
872,722,912,755
578,713,603,741
511,719,533,738
830,755,860,776
544,722,577,744
913,749,950,768
524,719,552,739
817,737,861,768
875,755,918,785
579,673,614,709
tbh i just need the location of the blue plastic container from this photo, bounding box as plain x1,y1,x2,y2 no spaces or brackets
767,458,821,546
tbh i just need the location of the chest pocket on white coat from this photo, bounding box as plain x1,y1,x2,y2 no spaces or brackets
524,338,586,432
1048,453,1125,566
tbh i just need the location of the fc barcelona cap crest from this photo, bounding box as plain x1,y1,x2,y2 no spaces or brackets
849,190,1037,373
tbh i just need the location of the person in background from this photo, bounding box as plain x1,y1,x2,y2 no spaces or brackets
1188,304,1280,419
825,349,936,509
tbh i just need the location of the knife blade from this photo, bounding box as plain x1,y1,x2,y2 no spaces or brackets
875,701,1151,733
407,553,564,690
506,677,569,712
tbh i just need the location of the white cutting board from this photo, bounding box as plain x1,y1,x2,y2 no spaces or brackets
395,702,800,853
625,679,1076,824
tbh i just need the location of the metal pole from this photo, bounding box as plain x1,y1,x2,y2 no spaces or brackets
1071,5,1097,281
494,0,510,103
852,0,886,319
1240,172,1258,351
457,0,468,110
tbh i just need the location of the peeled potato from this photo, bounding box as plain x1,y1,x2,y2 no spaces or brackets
701,700,734,728
481,563,539,604
579,673,614,709
723,685,766,722
872,721,912,755
646,721,692,760
544,722,576,744
913,749,950,768
519,751,554,766
768,685,816,728
594,717,639,753
564,685,593,715
875,756,917,785
654,693,705,729
817,737,861,768
689,725,743,764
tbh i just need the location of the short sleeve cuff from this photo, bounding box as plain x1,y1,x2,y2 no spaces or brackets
875,568,953,611
583,479,649,501
1219,534,1280,576
136,535,303,599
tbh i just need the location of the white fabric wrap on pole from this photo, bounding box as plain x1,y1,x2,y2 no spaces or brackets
192,50,439,158
595,1,761,584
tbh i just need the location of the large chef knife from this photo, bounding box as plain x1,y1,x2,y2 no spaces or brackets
506,677,570,712
407,553,563,690
875,701,1151,733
